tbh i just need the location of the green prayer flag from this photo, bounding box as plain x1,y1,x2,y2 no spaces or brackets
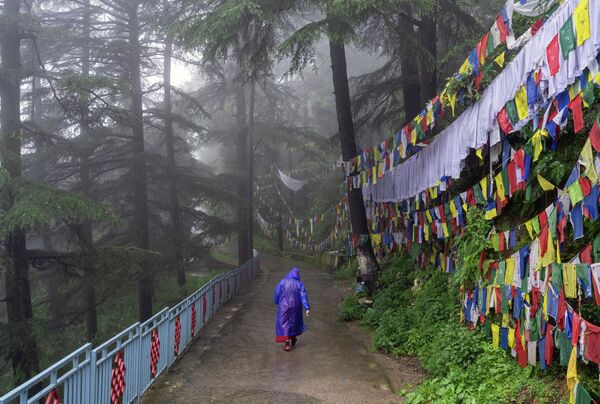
474,183,485,205
568,180,584,206
575,382,593,404
548,208,557,240
497,261,506,285
529,309,541,341
559,17,576,59
501,167,510,198
556,330,573,366
484,318,492,338
486,34,496,57
593,235,600,262
492,233,500,251
576,264,591,289
506,100,519,123
583,80,596,107
552,263,564,291
525,182,532,202
414,123,424,141
531,216,540,235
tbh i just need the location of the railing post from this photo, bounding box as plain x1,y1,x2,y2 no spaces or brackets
89,346,97,404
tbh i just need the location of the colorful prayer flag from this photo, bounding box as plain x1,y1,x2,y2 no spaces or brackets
559,17,576,59
494,51,505,67
515,85,529,120
574,0,590,47
547,35,560,76
537,174,556,191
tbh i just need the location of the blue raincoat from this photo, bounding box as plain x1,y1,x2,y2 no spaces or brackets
274,268,310,338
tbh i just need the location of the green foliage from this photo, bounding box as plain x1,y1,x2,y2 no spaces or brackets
417,323,485,377
341,256,562,403
403,344,560,403
0,178,121,237
454,208,491,289
338,293,367,321
333,259,356,280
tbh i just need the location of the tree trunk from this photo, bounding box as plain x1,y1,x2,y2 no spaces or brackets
163,38,185,286
398,15,422,121
128,1,152,321
328,38,380,292
236,82,249,265
79,0,98,342
0,0,40,384
247,80,255,258
419,14,437,101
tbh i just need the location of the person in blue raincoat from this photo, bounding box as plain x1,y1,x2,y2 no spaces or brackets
274,267,310,351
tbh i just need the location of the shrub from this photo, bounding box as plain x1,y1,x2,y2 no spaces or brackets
338,293,367,322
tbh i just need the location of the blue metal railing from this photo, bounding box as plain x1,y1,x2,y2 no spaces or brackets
0,254,260,404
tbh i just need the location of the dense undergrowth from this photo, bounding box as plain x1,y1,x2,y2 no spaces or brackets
338,255,566,403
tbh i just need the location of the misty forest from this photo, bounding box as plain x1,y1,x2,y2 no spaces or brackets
2,0,600,402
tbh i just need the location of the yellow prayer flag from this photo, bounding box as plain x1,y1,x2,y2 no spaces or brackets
494,52,505,68
459,58,472,76
491,324,500,349
372,167,377,185
424,225,430,241
378,161,384,179
537,174,556,191
567,346,578,402
480,177,488,197
525,220,534,240
448,92,457,117
508,327,516,349
476,148,484,160
574,0,590,47
449,200,458,218
531,129,546,162
543,289,549,319
502,313,510,328
563,264,577,298
505,258,515,285
541,231,555,267
485,207,498,220
411,128,417,145
557,239,561,263
515,85,529,121
425,210,433,223
495,172,505,201
442,223,450,238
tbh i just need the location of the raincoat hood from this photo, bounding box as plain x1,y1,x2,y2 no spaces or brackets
285,267,301,280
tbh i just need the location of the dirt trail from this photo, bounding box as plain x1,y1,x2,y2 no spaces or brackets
142,254,407,403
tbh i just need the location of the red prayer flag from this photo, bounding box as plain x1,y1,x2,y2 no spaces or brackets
572,312,581,346
546,35,560,76
570,94,584,133
580,244,592,264
516,321,528,368
479,32,490,64
580,176,592,197
590,119,600,152
531,19,543,37
498,107,514,134
545,324,554,366
507,161,518,193
496,14,509,43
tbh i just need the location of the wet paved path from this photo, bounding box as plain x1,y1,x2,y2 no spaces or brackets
142,254,399,403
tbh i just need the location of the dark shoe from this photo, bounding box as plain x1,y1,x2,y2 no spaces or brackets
284,341,291,351
291,337,297,347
